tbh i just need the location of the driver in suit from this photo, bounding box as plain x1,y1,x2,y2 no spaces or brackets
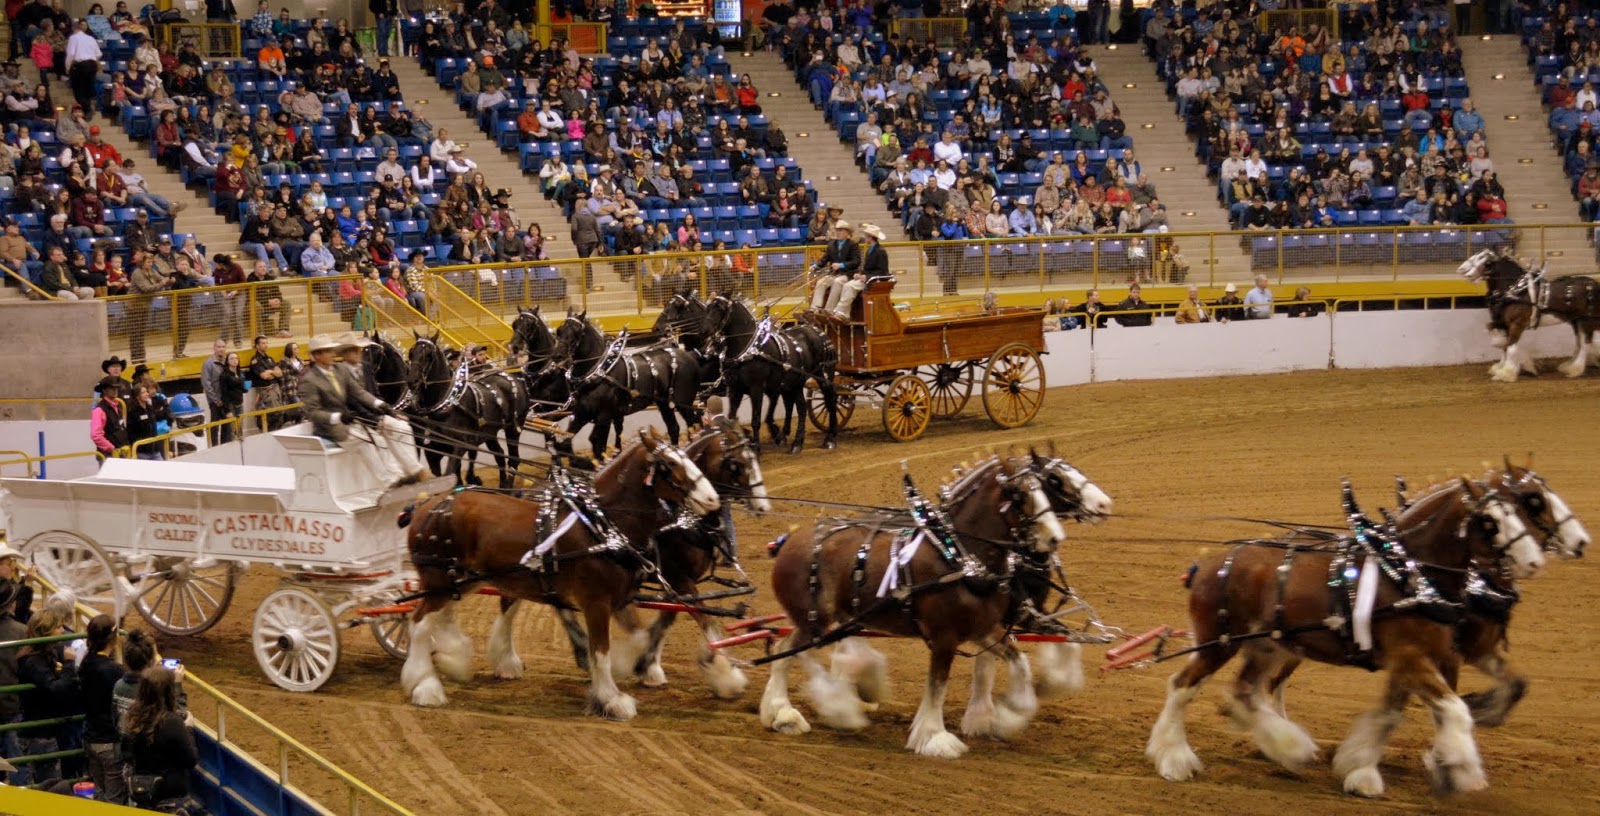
825,223,892,318
301,334,428,489
808,219,862,312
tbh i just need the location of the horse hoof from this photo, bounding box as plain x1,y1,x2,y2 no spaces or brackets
788,444,803,455
409,676,449,708
1425,751,1487,795
908,730,968,759
1558,361,1587,378
1150,744,1203,782
768,705,811,735
1342,767,1385,798
491,656,525,680
589,693,638,722
821,439,837,450
640,665,669,689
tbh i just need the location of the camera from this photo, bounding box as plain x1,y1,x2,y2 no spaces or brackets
162,658,182,670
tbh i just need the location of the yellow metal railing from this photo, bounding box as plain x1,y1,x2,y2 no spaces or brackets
419,274,513,355
359,279,469,348
0,397,97,422
0,259,54,300
426,222,1561,320
127,403,302,460
30,571,413,816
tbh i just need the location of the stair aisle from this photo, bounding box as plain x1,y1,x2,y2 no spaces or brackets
1459,36,1589,273
387,58,640,316
1091,46,1254,287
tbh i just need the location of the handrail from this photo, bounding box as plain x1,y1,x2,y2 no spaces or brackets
127,402,302,459
30,572,416,816
0,258,55,300
360,280,469,348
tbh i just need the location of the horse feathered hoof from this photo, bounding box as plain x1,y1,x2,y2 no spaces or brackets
1558,359,1587,378
1425,751,1488,796
589,692,638,721
409,676,449,707
1342,767,1385,798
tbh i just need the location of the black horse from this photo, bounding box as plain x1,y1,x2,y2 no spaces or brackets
406,331,530,488
654,290,711,353
366,333,447,476
552,311,704,456
703,293,839,454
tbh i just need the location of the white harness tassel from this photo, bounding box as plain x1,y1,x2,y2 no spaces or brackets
876,530,932,598
522,512,581,565
1352,555,1380,652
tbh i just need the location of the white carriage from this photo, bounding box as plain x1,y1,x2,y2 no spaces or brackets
0,424,430,692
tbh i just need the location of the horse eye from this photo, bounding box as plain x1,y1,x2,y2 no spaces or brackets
1480,517,1500,536
1523,495,1546,513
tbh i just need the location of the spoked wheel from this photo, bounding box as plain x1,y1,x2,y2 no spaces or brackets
18,531,126,616
369,609,412,660
881,373,933,442
982,343,1046,429
254,588,341,692
132,558,238,636
920,363,974,419
806,383,856,431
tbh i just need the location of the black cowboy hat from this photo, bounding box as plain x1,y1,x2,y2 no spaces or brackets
100,355,128,373
131,364,152,380
94,375,124,395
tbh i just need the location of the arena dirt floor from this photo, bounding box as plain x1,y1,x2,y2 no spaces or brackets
164,364,1600,816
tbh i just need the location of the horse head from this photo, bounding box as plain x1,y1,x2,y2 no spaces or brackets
637,427,722,517
1023,441,1113,523
511,306,556,368
687,416,770,514
406,334,453,402
1457,248,1497,283
1489,457,1590,559
369,334,410,405
1399,478,1542,581
944,456,1066,554
655,290,707,347
553,312,606,375
703,291,753,353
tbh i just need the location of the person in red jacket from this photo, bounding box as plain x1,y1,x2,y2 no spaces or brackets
1477,192,1510,223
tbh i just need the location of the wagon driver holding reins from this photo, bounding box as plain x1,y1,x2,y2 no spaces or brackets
301,334,429,489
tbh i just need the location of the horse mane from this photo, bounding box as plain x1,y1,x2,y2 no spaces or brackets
939,455,1003,506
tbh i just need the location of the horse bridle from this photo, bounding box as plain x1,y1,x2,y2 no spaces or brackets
1031,455,1101,523
945,460,1058,551
1494,470,1573,555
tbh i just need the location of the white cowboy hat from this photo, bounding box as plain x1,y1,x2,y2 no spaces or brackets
1224,282,1239,293
0,542,21,561
861,224,886,242
308,334,345,352
338,332,375,350
834,220,853,232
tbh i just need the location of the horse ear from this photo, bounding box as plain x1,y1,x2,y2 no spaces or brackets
1526,450,1535,469
1046,439,1057,457
412,329,419,341
1503,454,1514,474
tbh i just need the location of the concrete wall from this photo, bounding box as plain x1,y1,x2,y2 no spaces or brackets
0,301,110,419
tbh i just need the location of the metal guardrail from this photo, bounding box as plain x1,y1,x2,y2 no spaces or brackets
27,572,415,816
0,259,54,300
126,403,302,460
0,629,88,770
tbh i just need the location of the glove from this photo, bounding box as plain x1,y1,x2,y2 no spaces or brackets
375,400,398,417
328,412,342,425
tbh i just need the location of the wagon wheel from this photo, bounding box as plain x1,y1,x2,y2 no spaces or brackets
920,363,974,419
806,382,855,431
982,343,1046,430
18,530,126,617
254,588,341,693
132,558,238,637
881,374,933,442
368,603,412,659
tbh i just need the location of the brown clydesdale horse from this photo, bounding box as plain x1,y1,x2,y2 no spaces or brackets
1402,463,1589,728
1459,248,1600,382
400,428,720,720
1147,480,1545,797
759,456,1068,758
545,417,772,700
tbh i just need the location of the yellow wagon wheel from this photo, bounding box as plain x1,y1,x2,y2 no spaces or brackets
881,374,933,442
920,363,974,419
981,343,1046,429
806,382,856,431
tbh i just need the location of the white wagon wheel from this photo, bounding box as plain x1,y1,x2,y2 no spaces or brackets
132,558,238,637
368,615,411,660
982,343,1046,429
254,588,341,692
19,530,126,617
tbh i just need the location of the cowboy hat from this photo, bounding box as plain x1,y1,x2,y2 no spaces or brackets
308,334,345,352
1224,282,1239,293
861,224,887,241
834,220,853,232
0,541,23,561
100,356,128,373
338,332,375,350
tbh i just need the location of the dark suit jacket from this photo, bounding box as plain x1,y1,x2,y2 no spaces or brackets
299,363,382,443
571,210,601,249
820,238,861,274
861,243,889,279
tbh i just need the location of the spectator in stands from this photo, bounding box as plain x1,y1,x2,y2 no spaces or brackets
121,667,201,813
15,608,79,784
258,34,287,79
0,581,26,782
0,219,41,282
41,245,93,299
78,614,126,803
1114,284,1153,328
1175,286,1211,324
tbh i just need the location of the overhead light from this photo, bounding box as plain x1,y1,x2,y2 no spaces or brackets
1547,250,1565,256
742,52,752,57
1481,35,1492,41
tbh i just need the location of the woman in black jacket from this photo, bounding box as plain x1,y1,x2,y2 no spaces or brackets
126,382,172,460
15,609,81,784
219,352,246,430
121,667,201,810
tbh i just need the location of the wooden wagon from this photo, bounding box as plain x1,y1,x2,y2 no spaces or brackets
807,281,1048,441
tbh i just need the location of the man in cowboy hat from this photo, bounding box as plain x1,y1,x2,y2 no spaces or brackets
826,223,892,318
94,356,130,395
300,334,427,489
809,219,863,311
